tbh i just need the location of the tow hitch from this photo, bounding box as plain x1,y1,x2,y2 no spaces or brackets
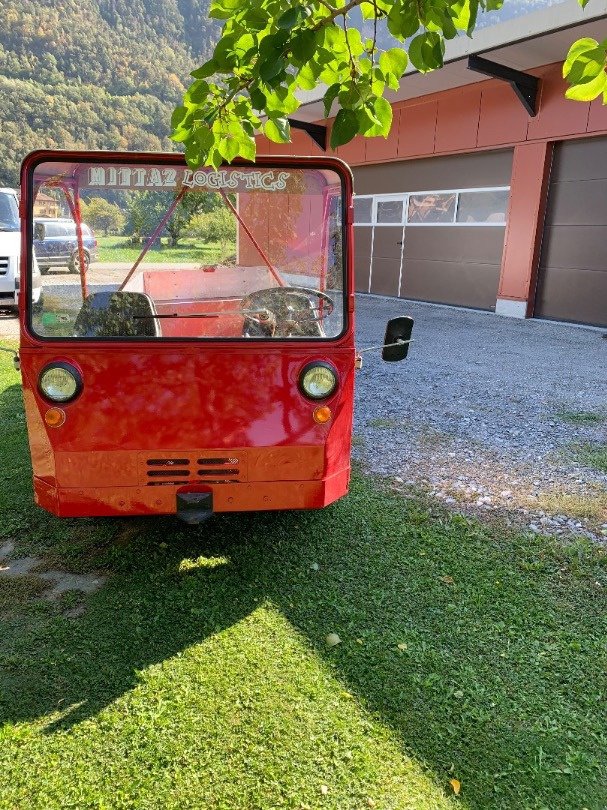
177,491,213,525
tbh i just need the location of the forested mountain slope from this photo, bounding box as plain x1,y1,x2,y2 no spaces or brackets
0,0,218,185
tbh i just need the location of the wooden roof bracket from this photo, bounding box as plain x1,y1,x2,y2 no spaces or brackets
467,54,539,116
288,119,328,150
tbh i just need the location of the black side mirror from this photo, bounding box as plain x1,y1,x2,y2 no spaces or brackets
34,223,44,240
382,316,414,362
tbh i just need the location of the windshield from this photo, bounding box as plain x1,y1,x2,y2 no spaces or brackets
0,190,19,231
28,160,346,341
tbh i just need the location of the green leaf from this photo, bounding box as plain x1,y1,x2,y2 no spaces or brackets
209,0,245,20
374,96,393,134
566,69,607,101
330,108,359,148
190,60,218,79
171,106,189,130
566,47,606,85
218,136,241,162
297,62,320,90
240,6,269,30
265,86,300,115
250,88,266,110
379,47,408,78
387,2,419,40
184,126,215,168
260,56,286,82
323,83,341,117
563,38,600,73
276,6,303,29
291,29,317,63
184,80,210,105
264,117,291,143
409,32,444,72
361,96,392,137
238,135,256,162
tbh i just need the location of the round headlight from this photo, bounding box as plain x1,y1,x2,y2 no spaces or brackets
38,362,82,403
300,362,338,400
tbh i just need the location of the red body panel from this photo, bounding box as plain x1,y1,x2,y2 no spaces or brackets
19,150,355,518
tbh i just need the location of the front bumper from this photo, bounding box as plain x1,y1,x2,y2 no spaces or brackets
33,468,351,517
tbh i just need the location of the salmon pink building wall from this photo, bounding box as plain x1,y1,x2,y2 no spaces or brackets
258,62,607,317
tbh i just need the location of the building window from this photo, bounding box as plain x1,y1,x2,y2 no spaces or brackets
354,187,509,227
376,198,404,225
456,189,509,223
407,193,457,224
354,196,373,224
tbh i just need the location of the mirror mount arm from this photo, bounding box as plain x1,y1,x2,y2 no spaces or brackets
356,338,413,355
355,339,414,369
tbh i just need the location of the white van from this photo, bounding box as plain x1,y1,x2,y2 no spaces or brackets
0,188,42,311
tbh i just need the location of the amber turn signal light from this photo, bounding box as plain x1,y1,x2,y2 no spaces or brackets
313,405,332,424
44,408,66,428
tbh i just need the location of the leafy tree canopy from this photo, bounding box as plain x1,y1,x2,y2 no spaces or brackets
0,0,219,185
173,0,604,169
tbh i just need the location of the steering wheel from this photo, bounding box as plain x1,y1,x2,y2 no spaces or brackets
240,287,335,337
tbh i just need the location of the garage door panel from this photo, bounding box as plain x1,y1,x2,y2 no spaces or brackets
354,228,372,292
550,138,607,183
536,137,607,326
403,227,505,264
540,225,605,272
370,258,400,296
546,179,607,226
354,149,512,195
535,267,607,326
372,227,403,259
400,260,500,310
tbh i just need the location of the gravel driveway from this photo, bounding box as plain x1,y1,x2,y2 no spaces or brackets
2,292,605,539
354,295,607,541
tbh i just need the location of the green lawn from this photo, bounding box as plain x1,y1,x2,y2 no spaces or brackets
96,235,235,264
0,354,606,809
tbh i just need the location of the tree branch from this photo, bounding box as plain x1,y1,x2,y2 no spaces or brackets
312,0,366,30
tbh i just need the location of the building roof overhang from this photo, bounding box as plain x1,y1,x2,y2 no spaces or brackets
294,0,607,121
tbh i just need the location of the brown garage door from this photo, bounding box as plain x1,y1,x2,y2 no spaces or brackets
535,138,607,327
353,151,512,308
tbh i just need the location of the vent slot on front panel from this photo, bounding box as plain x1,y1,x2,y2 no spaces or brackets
197,457,239,465
197,468,238,476
147,469,190,478
147,458,189,467
0,258,9,276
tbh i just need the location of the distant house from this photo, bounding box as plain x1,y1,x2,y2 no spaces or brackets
33,191,61,218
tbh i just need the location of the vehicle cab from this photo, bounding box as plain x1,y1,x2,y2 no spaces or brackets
18,150,412,522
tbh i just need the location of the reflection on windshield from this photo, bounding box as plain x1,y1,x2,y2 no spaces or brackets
0,191,19,231
29,164,345,340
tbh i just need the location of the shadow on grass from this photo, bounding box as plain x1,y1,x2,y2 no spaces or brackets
1,380,606,808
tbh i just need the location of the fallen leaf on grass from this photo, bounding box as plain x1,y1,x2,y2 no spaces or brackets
449,778,461,795
320,784,329,795
440,575,455,585
397,643,408,651
325,633,341,647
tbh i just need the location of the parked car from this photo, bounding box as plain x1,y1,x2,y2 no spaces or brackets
0,188,43,311
33,218,98,274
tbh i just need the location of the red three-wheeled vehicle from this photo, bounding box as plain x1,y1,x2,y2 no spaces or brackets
18,150,412,522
